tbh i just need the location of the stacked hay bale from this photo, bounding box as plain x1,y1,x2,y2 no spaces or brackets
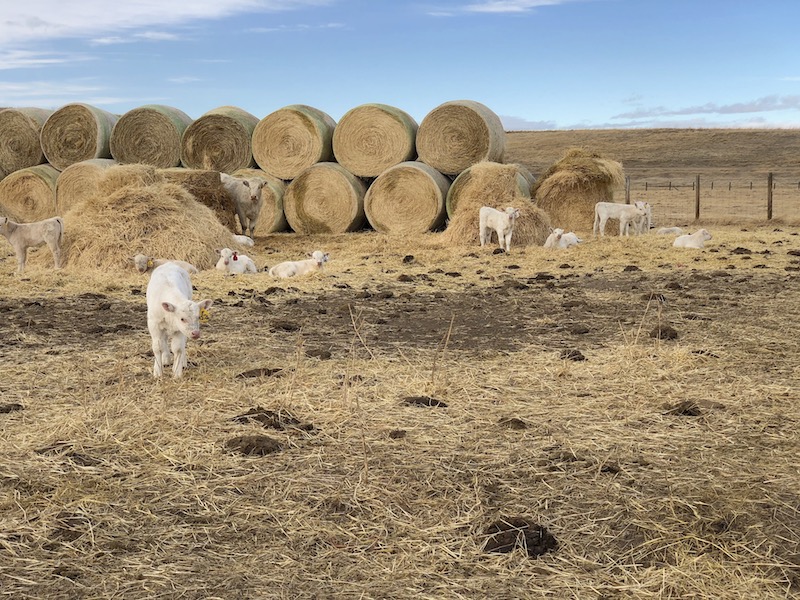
110,105,193,168
0,107,53,177
56,159,118,215
181,106,258,172
40,103,118,171
533,148,625,234
0,164,60,222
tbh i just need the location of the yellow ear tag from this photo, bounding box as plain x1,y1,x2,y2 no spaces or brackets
147,259,154,268
199,307,211,324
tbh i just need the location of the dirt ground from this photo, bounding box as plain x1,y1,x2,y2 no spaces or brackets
1,226,799,599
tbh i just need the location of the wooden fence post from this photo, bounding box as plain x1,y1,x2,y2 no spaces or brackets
625,175,630,204
695,174,701,220
767,172,773,220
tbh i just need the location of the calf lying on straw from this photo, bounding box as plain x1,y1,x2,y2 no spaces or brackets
269,250,329,278
0,215,63,274
220,173,266,238
673,229,712,249
657,226,683,235
133,254,198,275
232,234,255,247
146,262,213,378
593,202,647,237
479,206,520,253
215,247,257,274
543,228,582,249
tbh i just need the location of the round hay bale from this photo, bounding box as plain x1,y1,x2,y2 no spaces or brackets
446,161,530,218
416,100,506,175
0,164,59,222
283,162,366,234
364,161,450,234
56,158,118,215
110,104,193,168
181,106,258,172
533,148,625,234
512,162,536,190
332,103,418,178
232,168,289,235
62,180,234,271
252,105,336,180
159,167,238,232
40,103,119,170
0,107,53,175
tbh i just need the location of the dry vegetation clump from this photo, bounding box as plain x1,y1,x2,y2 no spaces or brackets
55,158,118,215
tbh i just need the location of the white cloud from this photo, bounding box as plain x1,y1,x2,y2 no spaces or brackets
248,22,344,33
0,50,92,69
614,95,800,119
463,0,570,13
168,76,202,84
500,114,558,130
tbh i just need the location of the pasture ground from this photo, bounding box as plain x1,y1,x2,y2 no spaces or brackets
1,224,799,599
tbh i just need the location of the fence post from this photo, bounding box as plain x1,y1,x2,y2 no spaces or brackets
767,172,773,220
625,175,630,204
695,174,701,220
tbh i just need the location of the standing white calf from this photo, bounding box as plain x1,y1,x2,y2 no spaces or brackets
0,216,63,274
220,173,266,238
543,228,582,249
215,247,258,274
673,229,712,249
631,200,652,234
593,202,647,237
146,263,213,378
479,206,520,252
268,250,329,278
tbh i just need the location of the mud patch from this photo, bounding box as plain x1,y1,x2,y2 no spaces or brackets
403,396,448,408
483,517,558,558
225,435,283,456
232,407,314,432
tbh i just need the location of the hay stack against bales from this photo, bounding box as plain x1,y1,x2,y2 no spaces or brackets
62,169,238,271
110,105,193,168
0,107,53,175
56,158,118,215
40,103,118,171
533,148,625,234
332,103,418,178
442,161,551,247
284,162,366,234
0,164,59,222
446,161,531,218
364,161,450,234
252,105,336,180
416,100,506,176
159,168,238,232
181,106,258,172
232,168,289,235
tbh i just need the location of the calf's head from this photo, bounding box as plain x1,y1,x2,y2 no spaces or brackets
161,299,214,339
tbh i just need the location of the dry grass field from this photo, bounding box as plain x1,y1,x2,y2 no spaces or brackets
2,130,800,599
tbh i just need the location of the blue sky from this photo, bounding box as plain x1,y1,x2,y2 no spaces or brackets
1,0,799,130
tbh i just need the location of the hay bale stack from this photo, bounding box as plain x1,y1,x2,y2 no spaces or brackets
159,167,238,232
56,158,117,215
332,103,418,178
364,161,450,234
512,163,536,191
446,161,531,218
0,107,53,175
416,100,506,175
181,106,258,173
252,105,336,180
232,168,289,235
110,105,193,168
62,177,235,271
283,162,366,234
40,103,118,170
442,161,551,247
533,148,625,234
0,164,59,222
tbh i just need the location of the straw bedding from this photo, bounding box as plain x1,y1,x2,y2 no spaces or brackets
0,164,59,222
55,158,118,215
283,162,366,233
0,107,52,175
252,104,336,180
416,100,506,175
160,167,238,232
39,103,118,171
181,106,258,173
110,104,193,168
332,103,418,178
232,167,289,235
364,161,450,234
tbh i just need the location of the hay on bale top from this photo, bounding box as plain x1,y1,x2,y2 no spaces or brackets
441,161,551,247
39,103,118,171
62,171,237,271
0,107,53,175
56,158,117,215
0,164,59,222
446,161,531,218
181,105,258,173
159,167,238,233
533,148,625,234
332,103,418,178
232,168,289,235
110,104,193,168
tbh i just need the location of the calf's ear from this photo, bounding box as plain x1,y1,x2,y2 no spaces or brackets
199,299,213,310
162,302,176,313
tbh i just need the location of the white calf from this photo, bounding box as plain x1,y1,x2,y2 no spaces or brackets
146,262,213,378
232,234,255,247
479,206,520,252
543,228,582,249
631,201,652,234
673,229,712,249
133,254,198,274
220,173,266,238
215,247,257,274
0,216,63,274
657,227,684,235
268,250,329,278
593,202,647,237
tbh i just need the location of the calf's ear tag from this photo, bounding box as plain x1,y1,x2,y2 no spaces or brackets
233,252,238,261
